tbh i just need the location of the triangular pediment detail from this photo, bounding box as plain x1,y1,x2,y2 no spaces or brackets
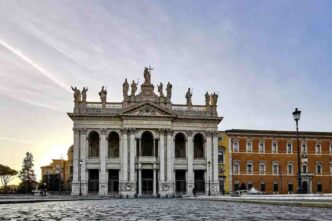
121,102,175,117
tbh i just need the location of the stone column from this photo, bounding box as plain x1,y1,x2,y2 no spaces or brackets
212,131,219,195
205,132,212,195
119,131,123,182
71,128,80,195
153,165,157,196
159,130,165,182
166,129,174,195
122,129,128,182
80,129,88,195
187,131,194,195
99,129,107,195
166,130,173,181
129,129,136,182
138,164,142,196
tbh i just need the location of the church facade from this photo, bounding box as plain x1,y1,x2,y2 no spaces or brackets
69,67,222,197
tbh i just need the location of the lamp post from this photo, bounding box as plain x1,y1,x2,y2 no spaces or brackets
208,161,211,196
79,160,82,196
292,108,303,194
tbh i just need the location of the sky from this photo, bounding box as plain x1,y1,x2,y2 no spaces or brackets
0,0,332,184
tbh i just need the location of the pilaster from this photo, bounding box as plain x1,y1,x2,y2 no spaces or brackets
99,128,108,195
186,130,194,195
71,128,80,195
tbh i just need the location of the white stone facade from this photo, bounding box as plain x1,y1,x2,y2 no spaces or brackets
69,67,222,197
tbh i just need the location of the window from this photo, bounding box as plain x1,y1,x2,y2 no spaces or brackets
287,143,293,154
316,163,322,175
302,164,308,173
218,150,224,163
247,162,253,175
260,183,266,192
272,162,279,175
330,143,332,154
233,162,240,175
234,183,240,191
272,142,278,153
287,164,293,175
330,164,332,175
233,142,239,152
273,183,279,192
259,141,265,153
316,144,321,154
301,143,307,153
288,183,293,193
247,141,252,152
247,183,253,190
259,163,266,175
317,183,322,193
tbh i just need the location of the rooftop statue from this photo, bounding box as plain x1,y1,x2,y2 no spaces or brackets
82,87,88,102
99,86,107,103
131,80,138,96
71,86,81,102
205,92,210,106
143,66,152,84
186,88,192,106
123,78,129,97
166,82,172,99
211,93,218,106
158,82,164,97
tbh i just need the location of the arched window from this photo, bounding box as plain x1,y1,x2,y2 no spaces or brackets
88,131,100,158
108,132,119,158
175,133,186,158
194,133,204,159
141,131,154,156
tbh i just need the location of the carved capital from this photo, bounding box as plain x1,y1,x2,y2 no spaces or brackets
73,127,80,134
100,128,107,135
186,130,193,137
129,128,136,134
206,131,213,137
121,128,129,135
166,129,173,136
80,128,87,134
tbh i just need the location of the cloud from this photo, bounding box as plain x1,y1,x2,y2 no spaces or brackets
0,39,71,93
0,136,34,145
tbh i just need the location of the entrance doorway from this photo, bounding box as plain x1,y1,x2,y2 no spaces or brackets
108,170,119,195
88,169,99,193
302,181,308,194
142,169,153,195
175,170,186,195
194,170,205,194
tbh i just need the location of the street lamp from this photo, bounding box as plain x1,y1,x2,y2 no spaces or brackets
208,161,211,196
292,108,303,194
79,160,82,196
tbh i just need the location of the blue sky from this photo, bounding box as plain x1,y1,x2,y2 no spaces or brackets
0,0,331,182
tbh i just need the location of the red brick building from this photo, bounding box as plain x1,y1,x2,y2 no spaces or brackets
226,129,332,194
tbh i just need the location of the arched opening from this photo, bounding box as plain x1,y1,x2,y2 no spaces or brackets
141,131,154,156
175,133,186,158
88,131,100,158
108,132,119,158
194,133,204,159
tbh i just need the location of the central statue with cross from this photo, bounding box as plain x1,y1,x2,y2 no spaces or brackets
143,65,153,84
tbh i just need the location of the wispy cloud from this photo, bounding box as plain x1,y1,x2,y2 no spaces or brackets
0,39,71,93
0,89,62,112
0,136,34,145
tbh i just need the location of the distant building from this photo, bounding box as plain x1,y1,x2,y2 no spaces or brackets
40,145,73,191
226,129,332,194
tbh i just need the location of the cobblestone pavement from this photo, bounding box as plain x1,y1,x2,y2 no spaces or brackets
0,199,331,220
